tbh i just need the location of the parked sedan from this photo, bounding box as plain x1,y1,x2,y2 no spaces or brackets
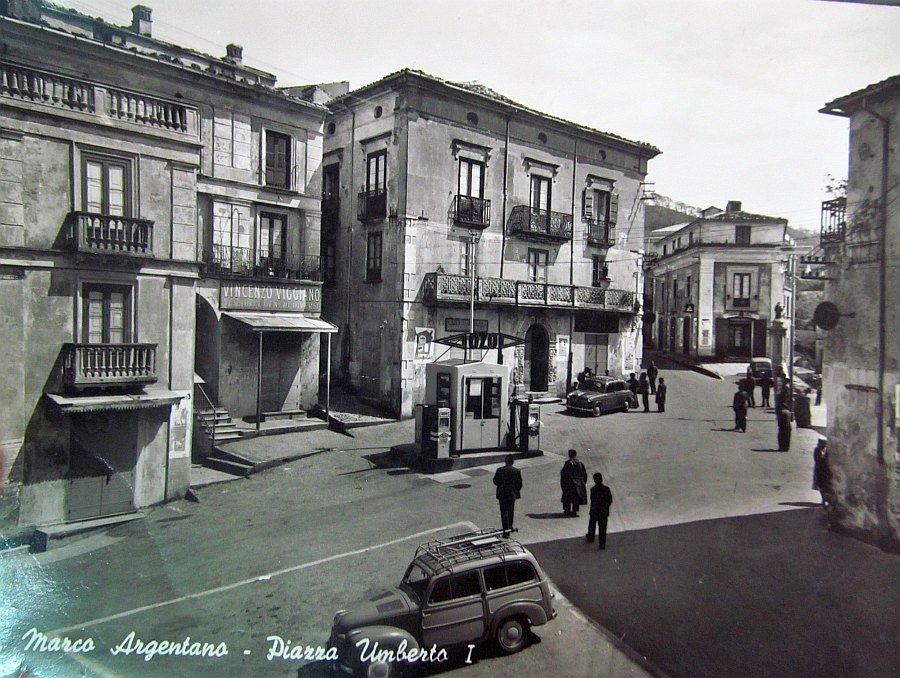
566,377,636,416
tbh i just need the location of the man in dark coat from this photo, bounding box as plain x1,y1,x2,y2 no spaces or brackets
647,361,659,394
656,377,667,412
560,449,588,517
493,455,522,537
638,373,651,412
627,373,639,400
813,439,836,508
776,404,793,451
733,385,749,432
585,472,613,549
744,372,757,408
759,375,772,408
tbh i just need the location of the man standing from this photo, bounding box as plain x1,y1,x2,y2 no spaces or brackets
647,360,659,394
744,371,757,408
760,374,772,408
493,455,522,537
776,404,793,451
560,449,588,517
733,384,749,432
586,473,613,549
638,373,651,412
656,377,667,412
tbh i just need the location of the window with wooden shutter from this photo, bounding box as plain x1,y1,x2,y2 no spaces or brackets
609,192,619,226
82,284,132,344
582,189,594,220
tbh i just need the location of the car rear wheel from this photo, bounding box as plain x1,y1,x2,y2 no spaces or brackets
496,616,530,654
592,405,602,417
365,659,394,678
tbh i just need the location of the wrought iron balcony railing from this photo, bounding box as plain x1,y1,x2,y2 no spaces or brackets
0,61,199,136
452,195,491,229
204,244,322,281
506,205,573,242
585,219,614,247
62,343,157,390
821,197,846,244
423,272,636,312
357,188,387,222
66,212,154,256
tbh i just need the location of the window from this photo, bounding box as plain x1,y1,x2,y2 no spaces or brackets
83,155,130,216
686,275,692,304
82,284,132,344
483,562,537,592
366,150,387,194
258,213,285,264
663,244,668,256
459,158,484,200
583,188,611,224
366,231,382,282
323,241,336,285
460,239,478,277
265,130,291,189
729,322,751,350
530,175,551,213
323,164,340,201
733,272,752,306
688,230,694,245
428,571,482,604
735,225,751,245
527,248,548,283
592,255,608,286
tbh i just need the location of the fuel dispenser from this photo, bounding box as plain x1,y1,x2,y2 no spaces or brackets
432,406,452,458
416,404,453,459
518,401,541,453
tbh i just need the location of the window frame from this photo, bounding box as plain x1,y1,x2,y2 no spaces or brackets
264,129,292,190
735,225,751,246
81,283,134,344
530,174,551,213
258,212,287,263
81,153,133,217
592,255,608,287
366,231,383,282
458,157,485,200
527,248,549,283
732,272,752,306
366,149,387,194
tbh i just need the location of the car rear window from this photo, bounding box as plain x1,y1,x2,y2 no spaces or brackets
483,561,538,592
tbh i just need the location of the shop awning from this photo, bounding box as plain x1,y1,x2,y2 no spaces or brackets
224,312,338,333
47,390,188,414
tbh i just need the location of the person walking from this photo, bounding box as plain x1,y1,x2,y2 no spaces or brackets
627,373,639,397
647,360,658,394
759,374,772,408
776,404,793,451
812,439,835,508
585,473,613,549
560,449,588,517
744,371,757,408
493,455,522,537
638,373,651,412
732,384,749,432
656,377,667,412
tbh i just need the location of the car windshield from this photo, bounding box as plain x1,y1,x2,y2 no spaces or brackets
400,562,430,603
579,379,605,392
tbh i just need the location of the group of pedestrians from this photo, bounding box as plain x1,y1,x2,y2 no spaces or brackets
731,368,798,451
493,449,614,549
628,360,667,413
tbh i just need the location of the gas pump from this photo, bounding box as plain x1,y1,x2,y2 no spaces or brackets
519,402,541,452
431,406,452,458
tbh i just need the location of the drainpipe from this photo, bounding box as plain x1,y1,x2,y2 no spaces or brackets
346,109,356,376
500,113,510,279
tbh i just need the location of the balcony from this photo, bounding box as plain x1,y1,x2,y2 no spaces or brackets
585,219,614,247
821,197,846,245
0,61,199,138
62,343,157,390
452,195,491,229
506,205,572,243
358,188,387,222
423,272,636,313
66,212,154,256
204,244,322,281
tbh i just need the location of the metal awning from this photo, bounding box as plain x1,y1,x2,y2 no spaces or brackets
47,390,188,414
224,311,338,333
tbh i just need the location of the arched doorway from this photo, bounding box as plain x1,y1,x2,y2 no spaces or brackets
524,324,549,392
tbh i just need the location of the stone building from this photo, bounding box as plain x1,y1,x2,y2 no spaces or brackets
0,2,328,531
818,73,900,552
645,201,795,359
321,70,659,417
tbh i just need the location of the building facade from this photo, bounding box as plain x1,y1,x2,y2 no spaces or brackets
322,70,659,418
0,2,328,530
818,73,900,552
646,201,794,359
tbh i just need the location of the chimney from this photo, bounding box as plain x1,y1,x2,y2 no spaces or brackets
225,44,243,64
131,5,152,36
726,200,742,213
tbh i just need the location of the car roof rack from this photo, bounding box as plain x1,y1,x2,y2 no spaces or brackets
414,528,527,574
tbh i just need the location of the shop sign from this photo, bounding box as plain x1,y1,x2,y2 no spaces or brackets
220,281,321,312
435,331,526,350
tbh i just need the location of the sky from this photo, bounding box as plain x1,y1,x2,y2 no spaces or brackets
55,0,900,231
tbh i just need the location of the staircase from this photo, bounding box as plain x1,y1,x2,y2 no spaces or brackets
193,382,252,476
195,407,243,445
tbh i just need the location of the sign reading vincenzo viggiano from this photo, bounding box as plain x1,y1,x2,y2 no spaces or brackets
220,281,322,313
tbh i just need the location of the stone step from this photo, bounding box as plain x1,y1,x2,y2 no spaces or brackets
202,456,253,477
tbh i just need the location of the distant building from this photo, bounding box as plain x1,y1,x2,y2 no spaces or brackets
818,73,900,552
645,201,795,359
321,70,660,417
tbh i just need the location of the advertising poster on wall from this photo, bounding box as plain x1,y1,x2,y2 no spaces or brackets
414,327,434,361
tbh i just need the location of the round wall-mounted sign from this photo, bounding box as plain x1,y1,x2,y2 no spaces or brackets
812,301,841,331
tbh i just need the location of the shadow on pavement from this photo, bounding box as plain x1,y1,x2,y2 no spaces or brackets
526,512,575,520
528,508,900,678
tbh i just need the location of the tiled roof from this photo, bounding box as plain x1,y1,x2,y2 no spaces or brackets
330,68,660,155
821,73,900,115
